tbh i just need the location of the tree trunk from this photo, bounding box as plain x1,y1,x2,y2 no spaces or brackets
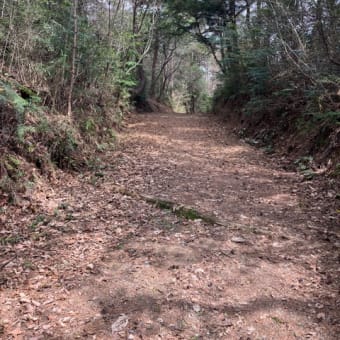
105,0,112,78
150,27,160,97
67,0,78,118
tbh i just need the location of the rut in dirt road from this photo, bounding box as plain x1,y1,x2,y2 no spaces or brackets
1,113,339,339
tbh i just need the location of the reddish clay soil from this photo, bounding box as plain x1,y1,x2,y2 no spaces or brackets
0,113,339,339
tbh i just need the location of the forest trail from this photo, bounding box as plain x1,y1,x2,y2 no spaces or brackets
1,113,339,339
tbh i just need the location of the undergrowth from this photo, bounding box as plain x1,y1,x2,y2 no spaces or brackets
215,73,340,172
0,77,127,203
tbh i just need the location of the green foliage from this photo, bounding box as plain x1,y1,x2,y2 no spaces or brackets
4,155,24,180
18,85,41,104
164,40,212,113
334,164,340,177
83,118,96,134
297,110,340,137
214,39,272,101
6,156,21,168
0,235,23,246
294,156,313,171
245,48,272,96
311,111,340,125
0,81,28,123
271,316,286,325
108,128,117,142
48,127,79,169
30,214,46,230
0,0,135,114
199,93,213,113
174,207,202,220
17,125,36,142
242,97,273,116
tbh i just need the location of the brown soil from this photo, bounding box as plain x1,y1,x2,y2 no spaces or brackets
0,113,339,339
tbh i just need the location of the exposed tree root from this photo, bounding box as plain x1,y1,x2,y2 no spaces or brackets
110,183,226,226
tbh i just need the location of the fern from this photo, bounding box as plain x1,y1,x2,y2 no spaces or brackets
0,81,28,123
17,125,36,142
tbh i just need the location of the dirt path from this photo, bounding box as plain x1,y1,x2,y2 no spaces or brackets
1,113,339,339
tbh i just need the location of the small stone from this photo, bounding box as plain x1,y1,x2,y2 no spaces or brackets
193,304,201,313
111,314,129,333
194,268,205,274
19,294,31,304
316,313,325,322
31,300,41,307
222,319,233,327
248,326,256,334
86,263,94,270
231,236,246,243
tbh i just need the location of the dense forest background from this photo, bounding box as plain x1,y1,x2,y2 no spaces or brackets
0,0,339,200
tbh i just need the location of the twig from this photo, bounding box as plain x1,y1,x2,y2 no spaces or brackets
0,254,17,271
